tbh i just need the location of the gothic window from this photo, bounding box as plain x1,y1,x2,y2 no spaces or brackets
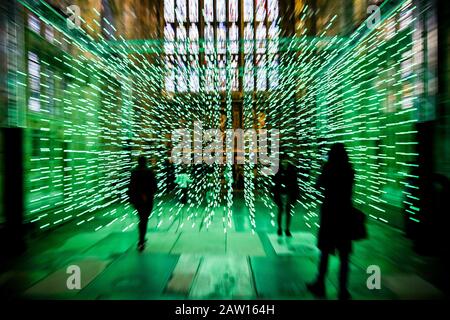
163,1,280,93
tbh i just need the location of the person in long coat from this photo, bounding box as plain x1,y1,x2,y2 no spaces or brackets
307,143,355,300
128,156,157,251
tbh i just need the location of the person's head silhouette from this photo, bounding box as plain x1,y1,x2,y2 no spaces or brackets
138,155,147,168
278,150,294,171
327,143,351,168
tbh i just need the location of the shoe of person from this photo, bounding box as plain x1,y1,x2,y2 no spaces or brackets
137,241,146,252
277,229,283,236
306,282,326,298
338,289,351,300
285,230,292,237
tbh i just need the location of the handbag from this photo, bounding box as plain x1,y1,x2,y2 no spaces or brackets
350,206,368,241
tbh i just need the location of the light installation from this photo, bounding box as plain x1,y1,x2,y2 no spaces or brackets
18,0,423,236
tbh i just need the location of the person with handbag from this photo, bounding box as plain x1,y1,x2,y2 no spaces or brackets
307,143,356,300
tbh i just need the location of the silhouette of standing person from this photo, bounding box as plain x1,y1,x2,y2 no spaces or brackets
272,156,299,237
163,158,176,192
128,155,157,252
307,143,355,300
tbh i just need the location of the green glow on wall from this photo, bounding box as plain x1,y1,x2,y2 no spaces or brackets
21,0,421,234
